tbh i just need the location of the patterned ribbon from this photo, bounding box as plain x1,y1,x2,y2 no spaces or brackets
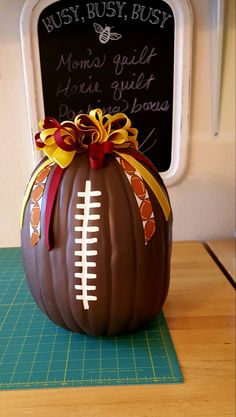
20,159,55,229
29,163,54,246
21,109,171,250
117,157,156,245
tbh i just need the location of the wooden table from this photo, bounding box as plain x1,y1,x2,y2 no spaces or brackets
206,239,235,283
0,242,235,417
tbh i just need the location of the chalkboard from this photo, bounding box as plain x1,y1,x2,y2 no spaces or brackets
37,0,174,172
20,0,192,184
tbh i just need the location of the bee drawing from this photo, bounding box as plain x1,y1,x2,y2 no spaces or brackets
93,23,122,44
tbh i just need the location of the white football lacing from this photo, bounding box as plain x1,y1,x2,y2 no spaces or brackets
74,180,101,310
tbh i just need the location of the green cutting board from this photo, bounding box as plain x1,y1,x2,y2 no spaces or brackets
0,248,183,390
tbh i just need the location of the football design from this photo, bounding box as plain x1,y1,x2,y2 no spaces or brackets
21,109,172,335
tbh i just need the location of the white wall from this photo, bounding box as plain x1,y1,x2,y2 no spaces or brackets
0,0,235,247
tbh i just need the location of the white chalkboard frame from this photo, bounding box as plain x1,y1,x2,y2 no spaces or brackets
20,0,192,186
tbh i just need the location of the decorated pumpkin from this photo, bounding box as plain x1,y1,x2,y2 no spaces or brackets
21,109,172,336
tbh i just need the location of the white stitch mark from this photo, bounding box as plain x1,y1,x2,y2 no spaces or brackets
76,295,97,301
76,202,101,209
74,250,98,256
75,261,96,267
75,285,96,291
75,237,98,244
74,180,101,310
75,214,100,221
74,272,97,279
74,226,99,232
77,190,101,197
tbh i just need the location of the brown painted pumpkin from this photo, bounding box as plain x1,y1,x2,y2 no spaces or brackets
21,110,172,336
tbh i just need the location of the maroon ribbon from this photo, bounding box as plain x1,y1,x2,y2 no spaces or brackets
89,142,113,169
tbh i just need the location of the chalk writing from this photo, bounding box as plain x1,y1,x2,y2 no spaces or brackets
42,6,80,33
54,42,169,118
111,73,156,100
130,4,172,26
56,77,102,98
41,1,173,33
58,98,170,121
58,100,129,120
56,50,106,72
130,98,170,113
86,2,127,19
113,45,157,75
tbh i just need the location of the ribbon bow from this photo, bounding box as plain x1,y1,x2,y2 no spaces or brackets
35,109,138,169
35,117,79,168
